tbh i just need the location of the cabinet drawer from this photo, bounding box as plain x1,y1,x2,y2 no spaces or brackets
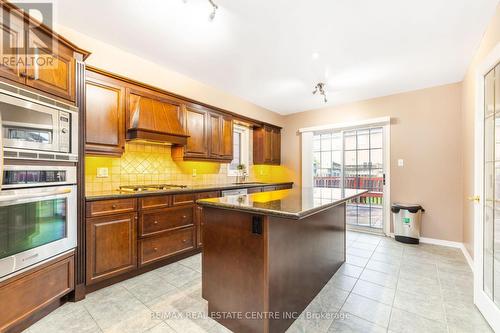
195,191,220,200
172,193,195,206
86,198,137,217
0,254,74,332
140,206,194,237
139,227,195,266
139,195,171,210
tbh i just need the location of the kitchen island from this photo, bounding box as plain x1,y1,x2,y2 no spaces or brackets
197,187,366,333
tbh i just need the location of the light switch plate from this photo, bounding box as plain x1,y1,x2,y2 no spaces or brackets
96,167,109,178
398,159,404,167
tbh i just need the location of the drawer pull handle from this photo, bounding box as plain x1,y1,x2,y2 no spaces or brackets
112,204,117,209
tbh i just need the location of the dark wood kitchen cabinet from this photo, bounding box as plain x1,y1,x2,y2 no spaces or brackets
0,5,25,84
0,2,89,102
174,105,209,160
85,70,126,156
253,125,281,165
25,28,76,101
86,212,138,285
173,106,233,162
195,191,221,247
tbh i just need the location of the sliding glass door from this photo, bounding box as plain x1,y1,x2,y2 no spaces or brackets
313,127,386,231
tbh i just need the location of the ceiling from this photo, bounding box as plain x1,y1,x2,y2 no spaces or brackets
53,0,499,115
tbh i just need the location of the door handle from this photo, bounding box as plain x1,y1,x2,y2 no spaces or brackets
0,188,72,203
467,195,480,203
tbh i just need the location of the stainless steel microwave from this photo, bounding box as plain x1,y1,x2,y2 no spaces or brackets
0,82,78,162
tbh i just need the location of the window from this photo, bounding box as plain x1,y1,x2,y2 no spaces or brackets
228,124,250,176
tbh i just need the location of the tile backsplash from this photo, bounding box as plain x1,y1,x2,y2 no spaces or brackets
85,142,291,194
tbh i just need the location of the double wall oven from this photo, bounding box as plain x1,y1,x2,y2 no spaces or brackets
0,82,78,280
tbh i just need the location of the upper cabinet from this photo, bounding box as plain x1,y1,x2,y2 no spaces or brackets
0,3,89,102
0,6,24,84
253,125,281,165
25,27,76,101
173,106,233,163
180,105,209,159
85,70,125,156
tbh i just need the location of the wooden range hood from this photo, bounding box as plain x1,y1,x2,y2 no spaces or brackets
126,92,189,145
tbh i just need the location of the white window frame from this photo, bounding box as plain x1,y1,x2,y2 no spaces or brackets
228,124,250,177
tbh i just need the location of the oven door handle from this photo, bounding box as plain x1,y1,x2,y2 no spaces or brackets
0,188,72,203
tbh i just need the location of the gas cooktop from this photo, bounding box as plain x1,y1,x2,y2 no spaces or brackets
119,184,188,192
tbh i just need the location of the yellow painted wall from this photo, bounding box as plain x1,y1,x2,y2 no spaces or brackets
86,142,291,193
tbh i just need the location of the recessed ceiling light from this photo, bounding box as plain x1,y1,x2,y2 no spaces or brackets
312,52,319,60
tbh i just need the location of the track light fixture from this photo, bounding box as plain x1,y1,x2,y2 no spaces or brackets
312,82,328,103
208,0,218,21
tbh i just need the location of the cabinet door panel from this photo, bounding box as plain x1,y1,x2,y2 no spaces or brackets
0,7,25,83
220,115,233,160
272,128,281,164
183,106,208,158
264,127,273,163
26,29,75,101
86,213,137,285
209,113,221,158
85,74,125,156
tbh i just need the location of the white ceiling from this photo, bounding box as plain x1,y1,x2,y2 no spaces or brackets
53,0,499,114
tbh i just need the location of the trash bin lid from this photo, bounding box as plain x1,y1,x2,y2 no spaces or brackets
391,203,425,213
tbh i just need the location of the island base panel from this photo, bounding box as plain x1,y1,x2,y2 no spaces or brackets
202,203,346,333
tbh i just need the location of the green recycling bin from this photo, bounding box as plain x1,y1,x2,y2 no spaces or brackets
391,203,425,244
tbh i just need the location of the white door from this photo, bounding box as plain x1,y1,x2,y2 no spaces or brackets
474,57,500,332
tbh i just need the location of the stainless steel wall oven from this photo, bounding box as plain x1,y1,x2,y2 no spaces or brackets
0,82,78,281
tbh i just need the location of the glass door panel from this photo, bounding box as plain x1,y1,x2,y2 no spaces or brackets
495,64,500,306
483,65,500,307
0,198,67,260
313,127,385,231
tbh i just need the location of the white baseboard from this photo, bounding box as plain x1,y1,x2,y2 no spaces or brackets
388,233,474,271
459,244,474,271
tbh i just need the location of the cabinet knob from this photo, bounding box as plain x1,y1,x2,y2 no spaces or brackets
112,204,117,209
153,220,158,224
182,239,187,243
182,215,187,219
153,247,158,252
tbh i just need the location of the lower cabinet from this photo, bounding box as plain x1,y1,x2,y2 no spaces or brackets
0,252,74,332
86,212,137,285
195,191,221,247
84,185,290,288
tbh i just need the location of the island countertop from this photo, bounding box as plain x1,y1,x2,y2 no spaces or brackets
197,187,367,219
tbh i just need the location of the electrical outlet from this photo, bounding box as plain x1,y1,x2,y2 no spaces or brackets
96,167,109,178
398,159,404,167
192,169,197,177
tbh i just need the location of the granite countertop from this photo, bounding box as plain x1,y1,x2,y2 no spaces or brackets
197,187,367,219
85,182,294,201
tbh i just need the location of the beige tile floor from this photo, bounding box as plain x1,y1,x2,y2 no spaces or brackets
24,231,492,333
